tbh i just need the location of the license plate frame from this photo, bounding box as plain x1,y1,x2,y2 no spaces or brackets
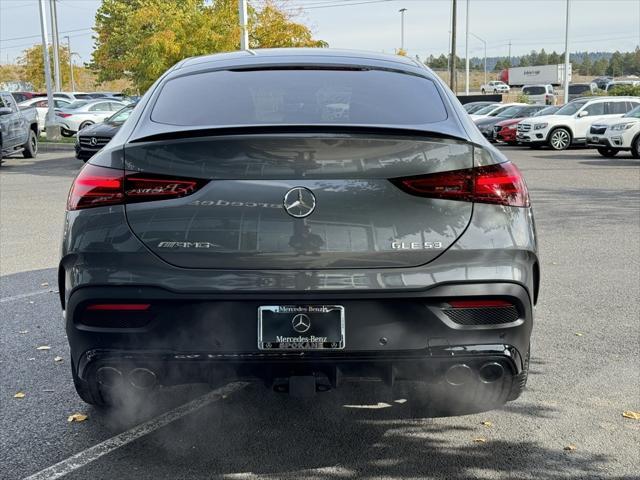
258,305,345,351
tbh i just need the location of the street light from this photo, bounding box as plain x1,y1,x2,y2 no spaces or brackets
399,8,407,52
464,0,469,95
470,32,487,88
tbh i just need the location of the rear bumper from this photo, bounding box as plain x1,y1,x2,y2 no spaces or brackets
66,282,533,385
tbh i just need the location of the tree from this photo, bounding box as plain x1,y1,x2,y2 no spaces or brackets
607,51,624,76
592,58,608,76
18,44,72,91
537,48,548,65
91,0,327,92
579,54,592,75
548,51,560,64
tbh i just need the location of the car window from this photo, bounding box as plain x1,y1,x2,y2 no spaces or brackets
496,106,523,118
488,105,511,117
3,94,18,112
74,94,92,99
607,101,629,115
583,102,604,116
623,105,640,118
151,69,449,127
523,86,546,95
107,106,133,123
34,100,48,108
556,101,585,115
108,102,124,111
474,104,499,115
54,99,69,108
88,102,112,112
66,100,88,110
569,84,590,94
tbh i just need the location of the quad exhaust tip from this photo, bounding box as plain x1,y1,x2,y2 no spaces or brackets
445,364,473,386
96,366,123,387
479,362,505,383
129,368,158,389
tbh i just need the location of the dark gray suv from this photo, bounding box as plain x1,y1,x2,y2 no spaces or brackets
60,49,538,416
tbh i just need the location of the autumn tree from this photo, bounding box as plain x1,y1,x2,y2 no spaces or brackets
18,44,72,91
91,0,327,92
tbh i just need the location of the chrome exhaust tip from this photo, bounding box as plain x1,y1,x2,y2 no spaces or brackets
444,364,473,386
479,362,505,383
129,368,157,389
96,366,123,387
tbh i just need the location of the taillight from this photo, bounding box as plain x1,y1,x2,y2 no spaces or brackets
67,164,206,210
56,112,72,118
86,303,151,311
392,161,529,207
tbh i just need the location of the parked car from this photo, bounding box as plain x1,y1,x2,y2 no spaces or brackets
605,80,640,92
75,104,135,161
475,104,547,141
522,84,556,105
55,99,127,136
0,90,39,161
567,82,598,101
490,105,551,144
10,91,46,104
592,76,613,90
463,101,496,114
480,80,510,94
53,92,93,102
61,49,537,416
516,96,640,150
470,102,527,121
18,96,71,134
586,104,640,158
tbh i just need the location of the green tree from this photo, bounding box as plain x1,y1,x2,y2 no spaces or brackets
592,58,608,76
579,54,592,75
537,48,548,65
17,44,72,91
607,51,624,76
548,51,560,64
91,0,327,92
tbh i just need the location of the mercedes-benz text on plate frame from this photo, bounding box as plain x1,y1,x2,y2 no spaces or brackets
60,49,538,415
283,187,316,218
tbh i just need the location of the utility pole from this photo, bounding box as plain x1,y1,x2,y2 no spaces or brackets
470,33,487,88
464,0,469,94
563,0,571,104
238,0,248,50
49,0,61,91
449,0,457,92
38,0,60,140
399,8,407,52
65,35,75,91
508,40,511,66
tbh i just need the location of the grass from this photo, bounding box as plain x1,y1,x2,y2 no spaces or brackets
38,135,76,144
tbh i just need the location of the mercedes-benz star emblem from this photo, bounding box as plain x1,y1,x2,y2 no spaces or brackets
89,137,97,146
283,187,316,218
291,313,311,333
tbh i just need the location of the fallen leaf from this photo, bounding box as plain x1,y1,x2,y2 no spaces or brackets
473,437,487,443
18,330,28,334
27,357,36,361
36,345,51,351
41,282,49,287
622,411,640,420
14,392,26,398
54,356,63,363
574,333,583,337
67,413,88,423
481,421,493,427
564,444,577,451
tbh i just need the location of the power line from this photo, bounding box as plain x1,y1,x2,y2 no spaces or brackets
1,27,92,44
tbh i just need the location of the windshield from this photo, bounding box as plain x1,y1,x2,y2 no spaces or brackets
66,100,88,110
623,105,640,119
107,106,134,123
152,69,449,127
488,105,511,117
474,104,500,115
534,106,559,116
523,86,546,95
497,106,524,118
569,84,591,94
555,101,586,115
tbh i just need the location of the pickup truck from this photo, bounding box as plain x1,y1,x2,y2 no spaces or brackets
0,91,39,162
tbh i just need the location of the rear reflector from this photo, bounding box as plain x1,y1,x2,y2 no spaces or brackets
67,164,206,210
86,303,151,311
447,300,513,308
392,161,529,207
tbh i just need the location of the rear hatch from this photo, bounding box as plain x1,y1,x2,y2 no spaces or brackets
124,134,473,269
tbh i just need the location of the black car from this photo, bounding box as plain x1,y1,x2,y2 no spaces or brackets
592,76,613,90
75,104,135,161
475,105,547,141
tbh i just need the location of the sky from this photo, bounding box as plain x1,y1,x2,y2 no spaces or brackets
1,0,639,66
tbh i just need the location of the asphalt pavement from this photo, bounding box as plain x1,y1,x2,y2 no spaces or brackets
1,148,639,480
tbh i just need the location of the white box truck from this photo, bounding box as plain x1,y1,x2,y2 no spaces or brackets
499,64,571,87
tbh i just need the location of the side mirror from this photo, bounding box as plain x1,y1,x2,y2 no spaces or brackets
0,107,12,116
578,110,589,117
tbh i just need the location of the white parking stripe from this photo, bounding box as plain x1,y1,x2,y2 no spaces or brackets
0,290,54,303
22,382,248,480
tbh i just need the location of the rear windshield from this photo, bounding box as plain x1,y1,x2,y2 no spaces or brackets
523,86,546,95
569,84,591,94
151,69,448,127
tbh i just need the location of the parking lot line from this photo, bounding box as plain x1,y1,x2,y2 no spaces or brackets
0,290,54,303
22,382,248,480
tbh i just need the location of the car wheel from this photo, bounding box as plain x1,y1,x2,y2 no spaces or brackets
61,128,74,137
481,89,485,94
548,128,571,150
493,89,498,94
597,147,619,158
79,121,94,131
631,135,640,159
22,130,38,158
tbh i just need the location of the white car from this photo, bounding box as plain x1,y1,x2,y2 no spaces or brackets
522,84,556,105
586,104,640,158
18,96,71,133
516,96,640,150
55,99,127,136
470,102,527,121
53,92,93,102
480,81,510,94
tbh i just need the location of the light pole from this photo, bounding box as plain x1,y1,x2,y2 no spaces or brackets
238,0,248,50
464,0,469,95
470,32,487,88
49,0,61,91
399,8,407,52
64,36,75,91
563,0,570,103
449,0,457,92
38,0,60,139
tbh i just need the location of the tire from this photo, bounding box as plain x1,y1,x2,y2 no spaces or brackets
597,147,619,158
506,141,518,146
493,89,498,94
548,128,571,151
79,121,94,131
22,130,38,158
481,89,485,94
631,135,640,159
61,128,74,137
529,144,543,149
